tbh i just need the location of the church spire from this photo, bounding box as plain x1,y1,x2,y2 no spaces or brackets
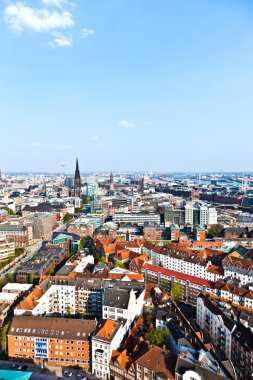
74,158,82,198
110,170,114,184
75,158,80,179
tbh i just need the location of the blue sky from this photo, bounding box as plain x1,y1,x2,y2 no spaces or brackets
1,0,253,173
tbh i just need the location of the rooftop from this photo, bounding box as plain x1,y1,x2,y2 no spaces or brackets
8,316,97,341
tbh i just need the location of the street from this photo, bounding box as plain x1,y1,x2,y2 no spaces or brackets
0,360,98,380
0,241,42,282
0,223,67,282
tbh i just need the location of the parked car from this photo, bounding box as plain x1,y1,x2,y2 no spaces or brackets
11,364,22,370
64,371,73,377
76,374,86,380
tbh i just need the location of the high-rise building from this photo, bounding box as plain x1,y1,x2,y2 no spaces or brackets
200,205,208,226
185,202,217,227
208,207,218,225
64,177,74,191
74,158,82,198
185,203,200,225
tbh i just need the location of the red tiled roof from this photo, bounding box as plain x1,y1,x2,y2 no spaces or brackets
206,265,224,275
143,263,214,289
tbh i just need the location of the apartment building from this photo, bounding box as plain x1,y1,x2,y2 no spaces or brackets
102,281,145,329
135,346,176,380
92,319,125,379
151,248,223,282
214,281,253,310
33,284,76,315
143,263,215,305
8,316,96,369
0,222,31,247
231,323,253,380
0,236,15,260
223,254,253,285
75,278,103,318
196,294,236,360
15,277,104,318
110,350,135,380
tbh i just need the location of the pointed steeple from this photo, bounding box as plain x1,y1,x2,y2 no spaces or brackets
74,158,82,198
110,170,114,184
75,158,80,179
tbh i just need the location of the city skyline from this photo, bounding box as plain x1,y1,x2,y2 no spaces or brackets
1,0,253,172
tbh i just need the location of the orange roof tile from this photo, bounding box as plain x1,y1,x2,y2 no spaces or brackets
95,319,120,341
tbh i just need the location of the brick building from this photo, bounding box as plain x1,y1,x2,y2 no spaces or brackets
143,263,215,305
16,247,67,283
135,346,176,380
8,316,97,369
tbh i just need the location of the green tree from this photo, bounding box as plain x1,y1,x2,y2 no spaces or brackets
5,208,14,215
63,212,72,224
82,195,88,205
208,224,223,237
0,258,13,270
0,321,11,353
171,281,182,301
47,269,55,276
145,328,170,347
15,247,25,257
80,237,86,250
28,273,38,285
114,261,126,268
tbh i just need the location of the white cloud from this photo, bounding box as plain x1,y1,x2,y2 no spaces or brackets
118,120,134,128
32,142,42,146
42,0,69,7
50,32,72,47
81,28,95,38
4,2,74,33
